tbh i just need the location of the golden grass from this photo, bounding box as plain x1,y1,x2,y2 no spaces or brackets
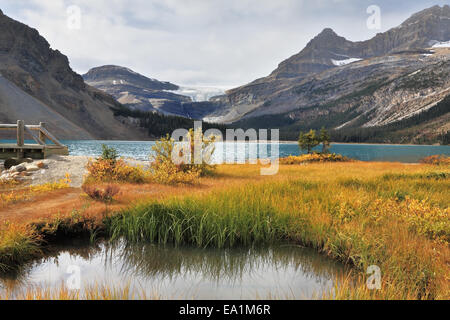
279,153,352,164
108,161,449,300
0,283,162,300
0,161,449,300
0,174,71,208
0,222,41,271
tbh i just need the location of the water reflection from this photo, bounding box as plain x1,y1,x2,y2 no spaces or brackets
0,239,350,299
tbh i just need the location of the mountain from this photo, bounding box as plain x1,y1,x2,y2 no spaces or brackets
1,5,448,144
83,65,191,115
212,5,450,144
271,5,450,80
83,65,226,119
0,9,148,140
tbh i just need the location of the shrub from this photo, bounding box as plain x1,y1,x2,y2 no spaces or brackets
86,146,149,183
82,184,120,203
149,129,217,184
86,158,148,183
280,153,352,165
420,155,450,166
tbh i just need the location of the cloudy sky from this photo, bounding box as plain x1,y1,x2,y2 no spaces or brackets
1,0,448,88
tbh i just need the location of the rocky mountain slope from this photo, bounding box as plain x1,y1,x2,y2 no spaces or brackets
213,5,450,143
83,65,227,119
83,65,190,114
0,9,148,140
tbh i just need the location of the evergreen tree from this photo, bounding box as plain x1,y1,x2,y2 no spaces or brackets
298,129,320,154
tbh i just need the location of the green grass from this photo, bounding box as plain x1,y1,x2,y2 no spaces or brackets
106,188,295,248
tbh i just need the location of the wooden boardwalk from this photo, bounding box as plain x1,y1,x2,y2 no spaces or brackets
0,120,68,159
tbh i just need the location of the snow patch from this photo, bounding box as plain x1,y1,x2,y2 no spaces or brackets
432,40,450,48
408,69,421,77
331,58,362,66
202,116,224,123
167,86,228,102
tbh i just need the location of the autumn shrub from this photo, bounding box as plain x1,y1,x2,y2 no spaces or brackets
82,184,120,202
86,158,148,183
420,155,450,166
149,129,217,184
280,153,352,165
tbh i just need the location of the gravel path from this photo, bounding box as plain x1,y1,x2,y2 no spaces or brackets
28,155,150,188
30,156,89,188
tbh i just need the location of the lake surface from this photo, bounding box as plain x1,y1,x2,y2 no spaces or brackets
60,140,450,163
0,240,349,299
1,139,448,163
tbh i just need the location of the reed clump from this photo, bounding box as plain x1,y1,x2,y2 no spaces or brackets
0,222,41,271
106,189,294,248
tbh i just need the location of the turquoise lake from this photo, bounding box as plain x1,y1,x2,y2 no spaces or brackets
61,140,450,163
1,139,448,163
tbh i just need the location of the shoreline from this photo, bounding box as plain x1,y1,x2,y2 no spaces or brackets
58,139,449,147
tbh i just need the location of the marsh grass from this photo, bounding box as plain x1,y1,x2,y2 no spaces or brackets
106,164,449,300
106,188,294,248
0,223,41,272
1,162,449,300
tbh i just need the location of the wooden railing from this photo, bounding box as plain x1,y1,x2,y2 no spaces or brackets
0,120,64,147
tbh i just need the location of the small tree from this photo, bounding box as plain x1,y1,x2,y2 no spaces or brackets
298,129,320,154
101,144,118,162
319,127,331,153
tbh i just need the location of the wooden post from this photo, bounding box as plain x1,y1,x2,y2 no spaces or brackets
39,122,46,143
17,120,24,147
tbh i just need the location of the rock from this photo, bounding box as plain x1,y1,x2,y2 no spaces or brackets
25,164,40,172
10,164,27,173
4,158,19,170
36,161,46,169
0,173,11,180
15,176,31,182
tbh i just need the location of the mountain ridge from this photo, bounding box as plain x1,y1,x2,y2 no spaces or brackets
0,10,148,140
207,5,450,144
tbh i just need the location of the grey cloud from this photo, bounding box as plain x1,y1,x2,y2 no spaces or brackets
1,0,448,87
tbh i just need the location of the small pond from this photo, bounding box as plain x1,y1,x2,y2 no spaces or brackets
0,239,351,299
